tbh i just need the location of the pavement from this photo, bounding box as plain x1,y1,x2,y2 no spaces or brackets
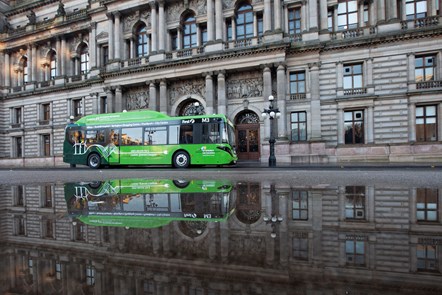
235,160,442,169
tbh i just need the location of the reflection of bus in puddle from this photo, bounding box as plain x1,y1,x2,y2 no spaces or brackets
64,179,235,229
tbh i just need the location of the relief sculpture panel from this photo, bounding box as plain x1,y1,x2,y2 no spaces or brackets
169,79,205,105
226,71,263,99
125,86,149,110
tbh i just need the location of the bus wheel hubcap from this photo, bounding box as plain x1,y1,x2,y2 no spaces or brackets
176,154,187,166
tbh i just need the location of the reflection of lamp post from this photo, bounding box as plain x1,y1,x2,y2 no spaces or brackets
263,184,283,238
261,95,281,167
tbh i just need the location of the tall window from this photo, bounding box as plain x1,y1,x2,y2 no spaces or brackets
345,186,366,220
344,110,364,144
45,220,54,238
226,19,233,41
346,239,365,266
22,57,29,84
292,191,308,220
42,185,53,208
257,13,263,37
416,105,437,142
170,30,178,50
50,51,57,79
292,233,309,260
417,244,438,272
73,99,83,118
183,15,197,48
290,111,307,142
416,188,438,222
80,45,89,74
100,97,108,114
343,63,363,89
13,107,22,125
236,4,254,40
200,24,208,45
136,25,149,57
42,103,51,122
290,71,306,96
86,265,95,286
55,262,62,280
288,7,301,35
406,0,427,20
14,185,24,206
338,0,358,30
42,134,51,156
415,55,435,82
101,46,108,65
15,137,23,158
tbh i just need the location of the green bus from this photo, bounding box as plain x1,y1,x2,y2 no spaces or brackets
65,178,236,229
63,110,237,168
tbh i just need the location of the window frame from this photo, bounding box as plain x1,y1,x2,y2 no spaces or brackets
344,109,365,144
406,0,428,20
236,4,254,40
183,14,197,49
415,105,438,142
135,24,149,57
288,7,302,35
415,55,436,83
343,63,363,90
337,0,358,30
290,111,307,142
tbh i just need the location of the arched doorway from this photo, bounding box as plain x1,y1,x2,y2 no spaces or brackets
177,98,205,116
235,111,260,161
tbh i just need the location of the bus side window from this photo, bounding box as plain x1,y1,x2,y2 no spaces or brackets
69,130,85,144
180,125,193,144
109,129,120,146
169,125,179,144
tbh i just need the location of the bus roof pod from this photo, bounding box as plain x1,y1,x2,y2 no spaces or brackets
75,110,172,126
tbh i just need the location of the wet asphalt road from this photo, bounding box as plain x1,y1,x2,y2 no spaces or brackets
1,165,442,188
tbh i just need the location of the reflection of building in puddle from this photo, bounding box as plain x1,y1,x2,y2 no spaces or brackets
1,182,441,294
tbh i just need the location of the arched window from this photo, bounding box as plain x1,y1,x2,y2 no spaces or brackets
49,51,57,79
136,24,149,57
183,14,197,48
21,57,28,84
236,3,254,40
79,45,89,74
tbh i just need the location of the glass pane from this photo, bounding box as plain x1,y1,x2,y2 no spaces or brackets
354,76,363,88
406,3,415,16
425,68,434,81
291,113,298,121
415,57,423,68
293,211,300,219
416,211,424,220
345,241,353,253
338,15,347,28
416,107,424,117
353,64,362,74
344,112,353,121
348,1,358,12
299,112,306,121
415,69,424,82
416,2,427,14
348,12,358,25
338,3,347,14
343,76,353,89
356,241,364,254
427,211,437,221
299,81,305,93
245,12,253,23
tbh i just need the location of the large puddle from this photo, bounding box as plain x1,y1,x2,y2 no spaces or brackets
1,177,441,294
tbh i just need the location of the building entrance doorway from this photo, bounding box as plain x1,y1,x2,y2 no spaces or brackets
235,111,260,161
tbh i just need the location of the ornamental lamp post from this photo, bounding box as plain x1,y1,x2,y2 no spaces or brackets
261,95,281,167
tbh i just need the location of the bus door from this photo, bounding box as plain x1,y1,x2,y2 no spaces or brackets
107,129,120,164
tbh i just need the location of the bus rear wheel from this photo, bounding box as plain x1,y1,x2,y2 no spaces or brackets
173,151,190,168
88,153,101,169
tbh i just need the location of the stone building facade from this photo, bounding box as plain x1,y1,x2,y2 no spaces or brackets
0,0,442,167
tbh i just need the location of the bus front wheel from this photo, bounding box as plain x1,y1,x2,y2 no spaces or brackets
173,151,190,168
88,153,101,169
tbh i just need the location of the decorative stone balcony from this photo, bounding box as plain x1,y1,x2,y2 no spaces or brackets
416,80,442,89
344,88,367,96
401,16,440,29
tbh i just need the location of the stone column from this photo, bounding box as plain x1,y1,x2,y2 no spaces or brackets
264,0,272,33
114,12,121,60
319,0,328,32
28,44,34,81
105,87,114,113
90,22,97,68
401,0,407,20
207,0,215,42
439,0,442,16
407,53,415,84
159,0,165,51
309,0,319,31
4,51,10,87
56,38,62,76
438,103,442,140
115,86,123,112
149,82,157,111
377,0,386,23
61,37,67,76
263,66,272,139
107,13,114,60
387,0,398,20
159,80,167,114
359,2,365,27
370,0,378,25
309,63,321,140
217,72,226,115
301,3,307,31
276,65,287,138
150,2,158,53
336,62,343,96
273,0,282,31
215,0,223,41
91,92,99,114
205,74,214,115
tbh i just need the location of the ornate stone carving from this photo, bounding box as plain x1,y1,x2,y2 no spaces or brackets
169,79,205,105
166,1,184,22
125,87,150,110
226,71,263,99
